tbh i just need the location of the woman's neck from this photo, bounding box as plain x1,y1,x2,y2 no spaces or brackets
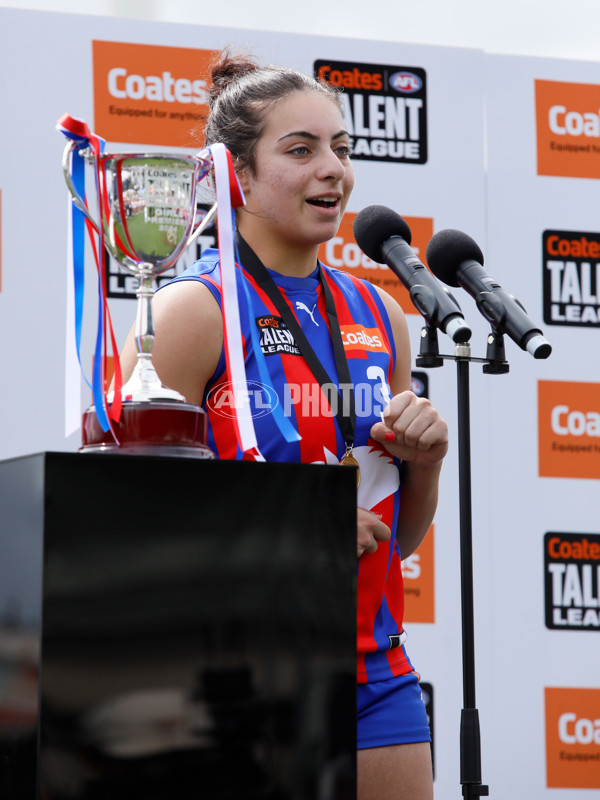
237,226,319,278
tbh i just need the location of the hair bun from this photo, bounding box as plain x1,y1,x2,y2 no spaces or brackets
209,50,259,102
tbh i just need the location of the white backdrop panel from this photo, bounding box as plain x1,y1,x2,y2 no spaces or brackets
485,52,600,798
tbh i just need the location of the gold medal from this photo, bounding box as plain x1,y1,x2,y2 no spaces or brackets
340,445,361,487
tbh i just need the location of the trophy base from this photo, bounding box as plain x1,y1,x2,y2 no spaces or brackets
80,401,215,459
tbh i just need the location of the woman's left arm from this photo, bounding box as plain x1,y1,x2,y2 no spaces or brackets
369,287,449,559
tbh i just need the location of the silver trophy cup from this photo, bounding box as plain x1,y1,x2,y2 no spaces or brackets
62,144,216,455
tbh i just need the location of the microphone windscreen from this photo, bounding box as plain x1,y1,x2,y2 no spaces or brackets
425,229,485,287
353,205,412,263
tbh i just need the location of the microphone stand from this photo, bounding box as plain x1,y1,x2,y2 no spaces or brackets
417,324,507,799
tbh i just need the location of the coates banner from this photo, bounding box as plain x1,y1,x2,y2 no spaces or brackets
538,380,600,479
93,40,218,147
402,377,435,624
402,525,435,624
318,212,434,314
314,59,427,163
544,532,600,631
543,229,600,327
536,79,600,179
545,687,600,789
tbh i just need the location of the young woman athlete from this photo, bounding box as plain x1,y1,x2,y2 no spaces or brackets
119,50,448,800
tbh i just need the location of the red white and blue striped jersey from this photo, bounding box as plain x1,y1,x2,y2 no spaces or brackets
170,249,413,683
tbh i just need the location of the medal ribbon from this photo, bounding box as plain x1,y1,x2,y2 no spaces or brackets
235,240,302,447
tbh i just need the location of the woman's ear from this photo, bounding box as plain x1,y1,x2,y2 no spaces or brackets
237,175,250,196
236,164,251,196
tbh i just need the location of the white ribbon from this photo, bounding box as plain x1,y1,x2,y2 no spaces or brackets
209,142,259,455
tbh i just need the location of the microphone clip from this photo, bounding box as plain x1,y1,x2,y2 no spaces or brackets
483,331,510,375
415,324,443,368
415,324,510,374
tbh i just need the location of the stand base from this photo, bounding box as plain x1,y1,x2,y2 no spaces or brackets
81,401,215,458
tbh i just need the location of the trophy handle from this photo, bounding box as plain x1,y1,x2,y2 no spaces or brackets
62,140,100,234
187,202,218,249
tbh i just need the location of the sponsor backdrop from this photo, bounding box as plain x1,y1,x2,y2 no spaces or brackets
0,8,598,798
485,53,600,796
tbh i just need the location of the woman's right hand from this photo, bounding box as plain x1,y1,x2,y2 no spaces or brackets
357,507,391,558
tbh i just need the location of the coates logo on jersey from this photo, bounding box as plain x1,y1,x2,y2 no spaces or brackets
544,532,600,631
93,40,218,146
318,211,434,315
402,525,435,624
538,380,600,479
545,687,600,788
543,230,600,327
340,325,387,357
535,79,600,179
314,59,427,164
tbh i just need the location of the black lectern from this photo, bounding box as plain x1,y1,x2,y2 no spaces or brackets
0,452,356,800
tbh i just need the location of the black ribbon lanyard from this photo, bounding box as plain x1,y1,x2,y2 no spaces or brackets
236,235,360,482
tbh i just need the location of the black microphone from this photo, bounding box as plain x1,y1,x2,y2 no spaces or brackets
425,229,551,359
353,205,471,343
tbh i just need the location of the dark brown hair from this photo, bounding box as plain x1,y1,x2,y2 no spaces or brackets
204,49,342,174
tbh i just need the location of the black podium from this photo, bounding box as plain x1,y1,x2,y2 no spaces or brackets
0,452,356,800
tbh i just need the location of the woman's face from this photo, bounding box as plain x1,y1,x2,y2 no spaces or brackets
237,90,355,258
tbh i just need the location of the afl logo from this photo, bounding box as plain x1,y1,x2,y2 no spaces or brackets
206,380,279,420
411,375,426,396
390,71,422,94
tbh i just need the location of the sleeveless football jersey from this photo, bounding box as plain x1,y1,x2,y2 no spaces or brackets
168,248,414,683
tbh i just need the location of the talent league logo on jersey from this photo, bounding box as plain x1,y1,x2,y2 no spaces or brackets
318,211,434,315
255,315,301,356
545,687,600,789
93,40,218,146
314,59,427,163
535,79,600,179
543,230,600,327
544,532,600,631
538,380,600,479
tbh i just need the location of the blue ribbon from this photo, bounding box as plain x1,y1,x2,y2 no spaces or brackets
70,149,91,393
66,136,111,432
